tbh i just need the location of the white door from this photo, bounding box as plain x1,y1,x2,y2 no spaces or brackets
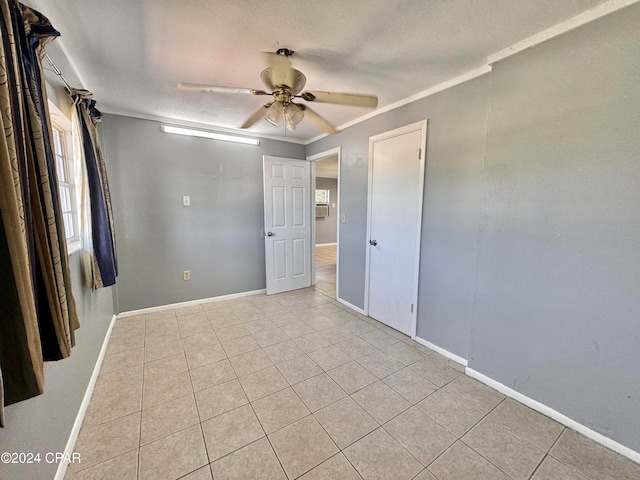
263,156,311,295
366,121,426,336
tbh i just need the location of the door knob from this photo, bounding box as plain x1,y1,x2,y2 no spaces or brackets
267,232,275,237
369,239,377,246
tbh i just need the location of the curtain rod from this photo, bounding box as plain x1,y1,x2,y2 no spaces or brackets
43,53,73,93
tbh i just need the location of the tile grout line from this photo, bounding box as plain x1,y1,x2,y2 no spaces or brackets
527,453,550,480
263,434,291,479
283,410,342,479
457,436,516,480
455,397,518,478
389,373,489,470
469,396,582,480
138,313,226,478
541,427,598,480
135,315,148,480
79,287,636,480
241,379,289,478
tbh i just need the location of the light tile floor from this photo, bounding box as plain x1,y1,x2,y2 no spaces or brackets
314,244,336,299
65,288,640,479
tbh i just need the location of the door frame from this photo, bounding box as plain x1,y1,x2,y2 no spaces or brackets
364,120,427,338
306,147,341,298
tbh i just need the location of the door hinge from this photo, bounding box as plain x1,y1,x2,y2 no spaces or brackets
411,303,414,313
418,148,422,159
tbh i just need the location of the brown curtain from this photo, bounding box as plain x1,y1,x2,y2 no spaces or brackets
0,368,4,427
0,0,79,426
72,89,118,289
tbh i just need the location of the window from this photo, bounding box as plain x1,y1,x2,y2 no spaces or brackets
315,189,330,205
315,189,330,218
52,123,78,242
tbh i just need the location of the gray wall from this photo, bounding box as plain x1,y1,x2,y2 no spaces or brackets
315,177,338,245
0,254,115,480
102,114,305,312
308,4,640,453
6,6,635,471
307,76,489,348
470,6,640,452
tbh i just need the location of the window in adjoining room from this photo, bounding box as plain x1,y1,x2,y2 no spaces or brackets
315,188,330,204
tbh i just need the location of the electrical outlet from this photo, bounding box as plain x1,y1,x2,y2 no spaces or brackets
183,270,190,281
183,195,191,206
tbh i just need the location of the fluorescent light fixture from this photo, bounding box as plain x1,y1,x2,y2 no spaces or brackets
160,125,259,145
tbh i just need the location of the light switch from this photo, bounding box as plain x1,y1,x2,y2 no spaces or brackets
183,195,191,206
341,213,346,223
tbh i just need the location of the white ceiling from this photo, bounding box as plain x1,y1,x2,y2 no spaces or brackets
30,0,609,143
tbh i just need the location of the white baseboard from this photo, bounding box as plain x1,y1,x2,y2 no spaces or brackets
117,289,267,318
316,242,337,247
466,367,640,465
414,336,468,367
55,314,117,480
336,297,367,315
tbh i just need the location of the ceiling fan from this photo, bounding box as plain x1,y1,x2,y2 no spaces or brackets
179,48,378,135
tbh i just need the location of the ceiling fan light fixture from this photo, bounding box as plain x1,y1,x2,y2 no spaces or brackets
284,103,304,131
264,101,284,127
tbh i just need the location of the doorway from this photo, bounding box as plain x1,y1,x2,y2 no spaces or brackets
307,147,341,299
365,121,427,336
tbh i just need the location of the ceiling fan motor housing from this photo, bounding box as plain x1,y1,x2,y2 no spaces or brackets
273,89,295,106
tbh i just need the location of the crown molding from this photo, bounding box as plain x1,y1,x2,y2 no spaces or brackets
488,0,639,65
305,65,492,145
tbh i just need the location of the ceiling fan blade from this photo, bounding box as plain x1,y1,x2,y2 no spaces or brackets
299,105,339,135
240,103,270,129
300,91,378,108
179,83,268,95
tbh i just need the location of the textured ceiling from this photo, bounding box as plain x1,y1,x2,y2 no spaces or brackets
30,0,609,143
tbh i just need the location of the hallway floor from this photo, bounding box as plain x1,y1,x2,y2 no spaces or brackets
314,244,336,299
65,288,640,479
